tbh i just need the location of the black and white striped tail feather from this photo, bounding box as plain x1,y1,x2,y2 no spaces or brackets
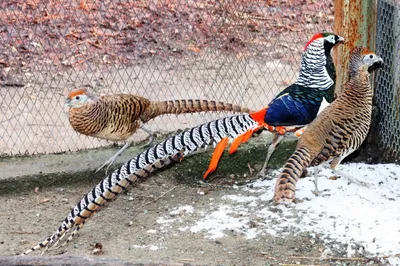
23,114,258,255
23,151,184,255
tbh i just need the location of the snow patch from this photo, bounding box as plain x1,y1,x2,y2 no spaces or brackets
187,163,400,263
130,244,160,251
154,163,400,264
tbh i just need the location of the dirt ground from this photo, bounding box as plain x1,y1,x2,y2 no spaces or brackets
0,169,386,265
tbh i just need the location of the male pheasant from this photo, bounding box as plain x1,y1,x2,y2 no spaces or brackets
204,32,344,179
273,46,383,203
66,88,252,173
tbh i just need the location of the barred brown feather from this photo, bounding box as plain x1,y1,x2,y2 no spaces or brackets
67,89,251,142
141,99,251,123
273,47,384,203
69,94,149,141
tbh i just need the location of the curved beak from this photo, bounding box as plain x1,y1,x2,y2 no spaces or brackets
375,58,384,69
368,57,384,73
337,36,345,43
64,99,71,107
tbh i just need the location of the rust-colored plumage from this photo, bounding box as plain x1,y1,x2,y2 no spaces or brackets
67,88,251,141
66,88,252,172
273,47,384,203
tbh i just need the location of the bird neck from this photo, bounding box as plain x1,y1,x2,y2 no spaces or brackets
323,48,336,103
344,72,373,99
295,41,334,91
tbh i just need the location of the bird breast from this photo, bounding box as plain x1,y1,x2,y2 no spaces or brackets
68,95,150,142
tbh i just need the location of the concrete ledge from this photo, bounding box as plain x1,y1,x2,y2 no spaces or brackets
0,132,298,195
0,255,197,266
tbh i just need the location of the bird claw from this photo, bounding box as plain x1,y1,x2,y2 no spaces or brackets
140,125,155,149
94,156,117,174
140,135,154,149
346,177,371,187
332,170,372,188
312,174,320,196
257,168,274,180
257,168,267,178
311,189,320,197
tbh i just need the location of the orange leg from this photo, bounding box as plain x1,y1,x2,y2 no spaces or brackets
203,137,229,179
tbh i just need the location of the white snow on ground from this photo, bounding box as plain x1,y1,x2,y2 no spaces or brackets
130,244,160,251
157,163,400,264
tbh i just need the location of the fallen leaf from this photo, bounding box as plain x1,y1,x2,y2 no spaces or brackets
92,242,103,255
197,188,210,195
79,0,89,11
329,175,341,180
187,45,201,53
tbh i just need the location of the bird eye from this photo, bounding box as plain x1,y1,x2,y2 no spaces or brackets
75,96,80,100
369,55,374,59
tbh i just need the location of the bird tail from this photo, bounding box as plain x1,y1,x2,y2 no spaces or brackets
203,106,298,179
273,146,314,203
23,113,261,255
22,150,184,255
143,99,252,122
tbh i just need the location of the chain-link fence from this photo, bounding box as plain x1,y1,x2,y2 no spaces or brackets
364,0,400,162
0,0,334,156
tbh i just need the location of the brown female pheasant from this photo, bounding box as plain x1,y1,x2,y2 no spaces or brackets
65,88,251,173
273,47,384,203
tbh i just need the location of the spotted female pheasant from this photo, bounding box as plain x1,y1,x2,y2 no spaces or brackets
273,47,383,203
66,88,252,173
204,32,344,178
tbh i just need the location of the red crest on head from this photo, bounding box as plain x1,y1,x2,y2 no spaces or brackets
67,88,88,99
360,47,374,55
303,33,324,51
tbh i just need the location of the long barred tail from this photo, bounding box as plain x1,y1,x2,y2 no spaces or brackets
144,99,252,121
22,151,184,255
159,99,252,113
23,114,260,255
273,147,314,203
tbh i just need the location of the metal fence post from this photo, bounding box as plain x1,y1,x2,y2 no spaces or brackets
333,0,377,96
358,0,400,163
335,0,400,163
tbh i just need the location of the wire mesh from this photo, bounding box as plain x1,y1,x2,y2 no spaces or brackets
0,0,334,156
373,0,400,161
